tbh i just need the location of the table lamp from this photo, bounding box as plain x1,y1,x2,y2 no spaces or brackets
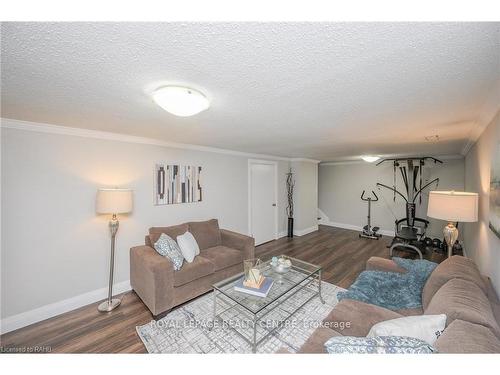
427,191,478,258
96,188,133,312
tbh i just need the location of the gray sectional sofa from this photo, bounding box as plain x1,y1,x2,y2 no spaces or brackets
294,256,500,353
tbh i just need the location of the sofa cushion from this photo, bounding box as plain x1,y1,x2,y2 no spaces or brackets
422,255,487,309
149,223,188,245
173,256,215,287
297,327,341,353
424,278,500,338
188,219,222,250
395,307,424,316
200,246,243,271
492,300,500,328
366,257,408,273
323,299,402,337
434,319,500,353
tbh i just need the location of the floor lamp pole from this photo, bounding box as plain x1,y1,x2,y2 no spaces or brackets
98,214,122,312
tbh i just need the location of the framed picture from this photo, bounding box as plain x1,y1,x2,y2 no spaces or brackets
155,163,202,205
489,141,500,238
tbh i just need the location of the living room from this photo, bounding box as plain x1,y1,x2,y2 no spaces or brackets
1,1,500,373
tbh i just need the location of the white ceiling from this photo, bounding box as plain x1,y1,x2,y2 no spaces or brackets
1,22,499,161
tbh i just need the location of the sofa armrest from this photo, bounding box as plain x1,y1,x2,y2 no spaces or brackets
323,299,403,337
220,229,255,260
130,245,174,316
366,257,407,273
298,327,342,353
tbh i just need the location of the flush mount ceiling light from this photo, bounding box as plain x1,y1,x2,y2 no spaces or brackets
152,86,210,117
361,156,380,163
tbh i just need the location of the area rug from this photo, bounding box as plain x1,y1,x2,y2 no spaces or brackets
136,281,344,353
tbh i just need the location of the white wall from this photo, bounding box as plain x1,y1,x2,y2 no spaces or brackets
0,123,290,329
318,158,465,238
291,160,319,234
464,111,500,294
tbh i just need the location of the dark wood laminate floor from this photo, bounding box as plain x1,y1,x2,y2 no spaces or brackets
0,226,447,353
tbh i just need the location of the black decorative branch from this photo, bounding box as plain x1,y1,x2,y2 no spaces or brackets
286,168,295,218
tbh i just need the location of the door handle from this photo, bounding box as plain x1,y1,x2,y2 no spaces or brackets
272,203,276,207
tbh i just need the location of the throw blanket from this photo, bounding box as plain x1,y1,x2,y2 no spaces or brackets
337,257,437,310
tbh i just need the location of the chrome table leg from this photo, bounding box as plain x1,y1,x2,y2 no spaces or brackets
318,270,325,304
213,289,217,319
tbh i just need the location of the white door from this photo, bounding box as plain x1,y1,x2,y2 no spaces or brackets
249,161,277,245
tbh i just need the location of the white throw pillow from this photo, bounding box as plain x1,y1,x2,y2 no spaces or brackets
367,314,446,345
176,232,200,263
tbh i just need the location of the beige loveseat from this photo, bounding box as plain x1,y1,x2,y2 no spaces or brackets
130,219,255,318
293,256,500,353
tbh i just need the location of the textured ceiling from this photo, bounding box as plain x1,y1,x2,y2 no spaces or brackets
1,22,499,161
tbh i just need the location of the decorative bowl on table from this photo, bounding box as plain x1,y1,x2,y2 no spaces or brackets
271,256,292,274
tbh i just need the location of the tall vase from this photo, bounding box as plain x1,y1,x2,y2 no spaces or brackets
287,217,294,238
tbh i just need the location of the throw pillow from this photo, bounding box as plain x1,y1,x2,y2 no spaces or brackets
324,335,436,354
367,314,446,345
176,231,200,263
153,233,184,271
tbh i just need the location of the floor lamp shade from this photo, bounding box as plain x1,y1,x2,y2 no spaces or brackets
427,191,478,222
96,188,133,214
427,191,478,258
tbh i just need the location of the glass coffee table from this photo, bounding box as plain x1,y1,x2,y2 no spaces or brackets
212,256,324,353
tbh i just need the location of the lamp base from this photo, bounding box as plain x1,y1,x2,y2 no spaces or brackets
443,222,459,258
98,298,121,312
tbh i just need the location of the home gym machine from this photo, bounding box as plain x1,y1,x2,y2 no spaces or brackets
376,156,442,259
359,190,381,240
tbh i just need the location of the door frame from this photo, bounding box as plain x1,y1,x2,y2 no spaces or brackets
247,159,279,244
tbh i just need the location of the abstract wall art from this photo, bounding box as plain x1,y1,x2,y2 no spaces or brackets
155,163,202,205
489,141,500,238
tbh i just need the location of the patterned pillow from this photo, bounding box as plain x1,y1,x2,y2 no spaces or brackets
153,233,184,271
324,336,436,354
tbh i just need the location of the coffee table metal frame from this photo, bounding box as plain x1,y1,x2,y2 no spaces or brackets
212,256,324,353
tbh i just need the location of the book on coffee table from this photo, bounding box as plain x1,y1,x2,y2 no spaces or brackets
234,277,274,298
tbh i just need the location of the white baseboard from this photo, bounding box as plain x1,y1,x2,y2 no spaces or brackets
0,280,132,335
277,226,319,239
277,230,288,238
317,208,330,223
322,221,395,237
294,225,319,236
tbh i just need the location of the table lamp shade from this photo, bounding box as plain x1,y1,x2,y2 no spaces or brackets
427,191,478,222
96,188,133,214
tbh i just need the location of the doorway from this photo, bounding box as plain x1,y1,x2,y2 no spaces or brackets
248,159,278,246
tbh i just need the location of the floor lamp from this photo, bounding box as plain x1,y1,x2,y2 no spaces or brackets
427,191,478,258
96,188,133,312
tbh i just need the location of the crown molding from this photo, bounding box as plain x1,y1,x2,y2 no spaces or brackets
461,109,500,156
320,160,365,166
0,117,293,162
2,117,482,164
290,158,321,164
461,89,500,156
320,154,464,166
